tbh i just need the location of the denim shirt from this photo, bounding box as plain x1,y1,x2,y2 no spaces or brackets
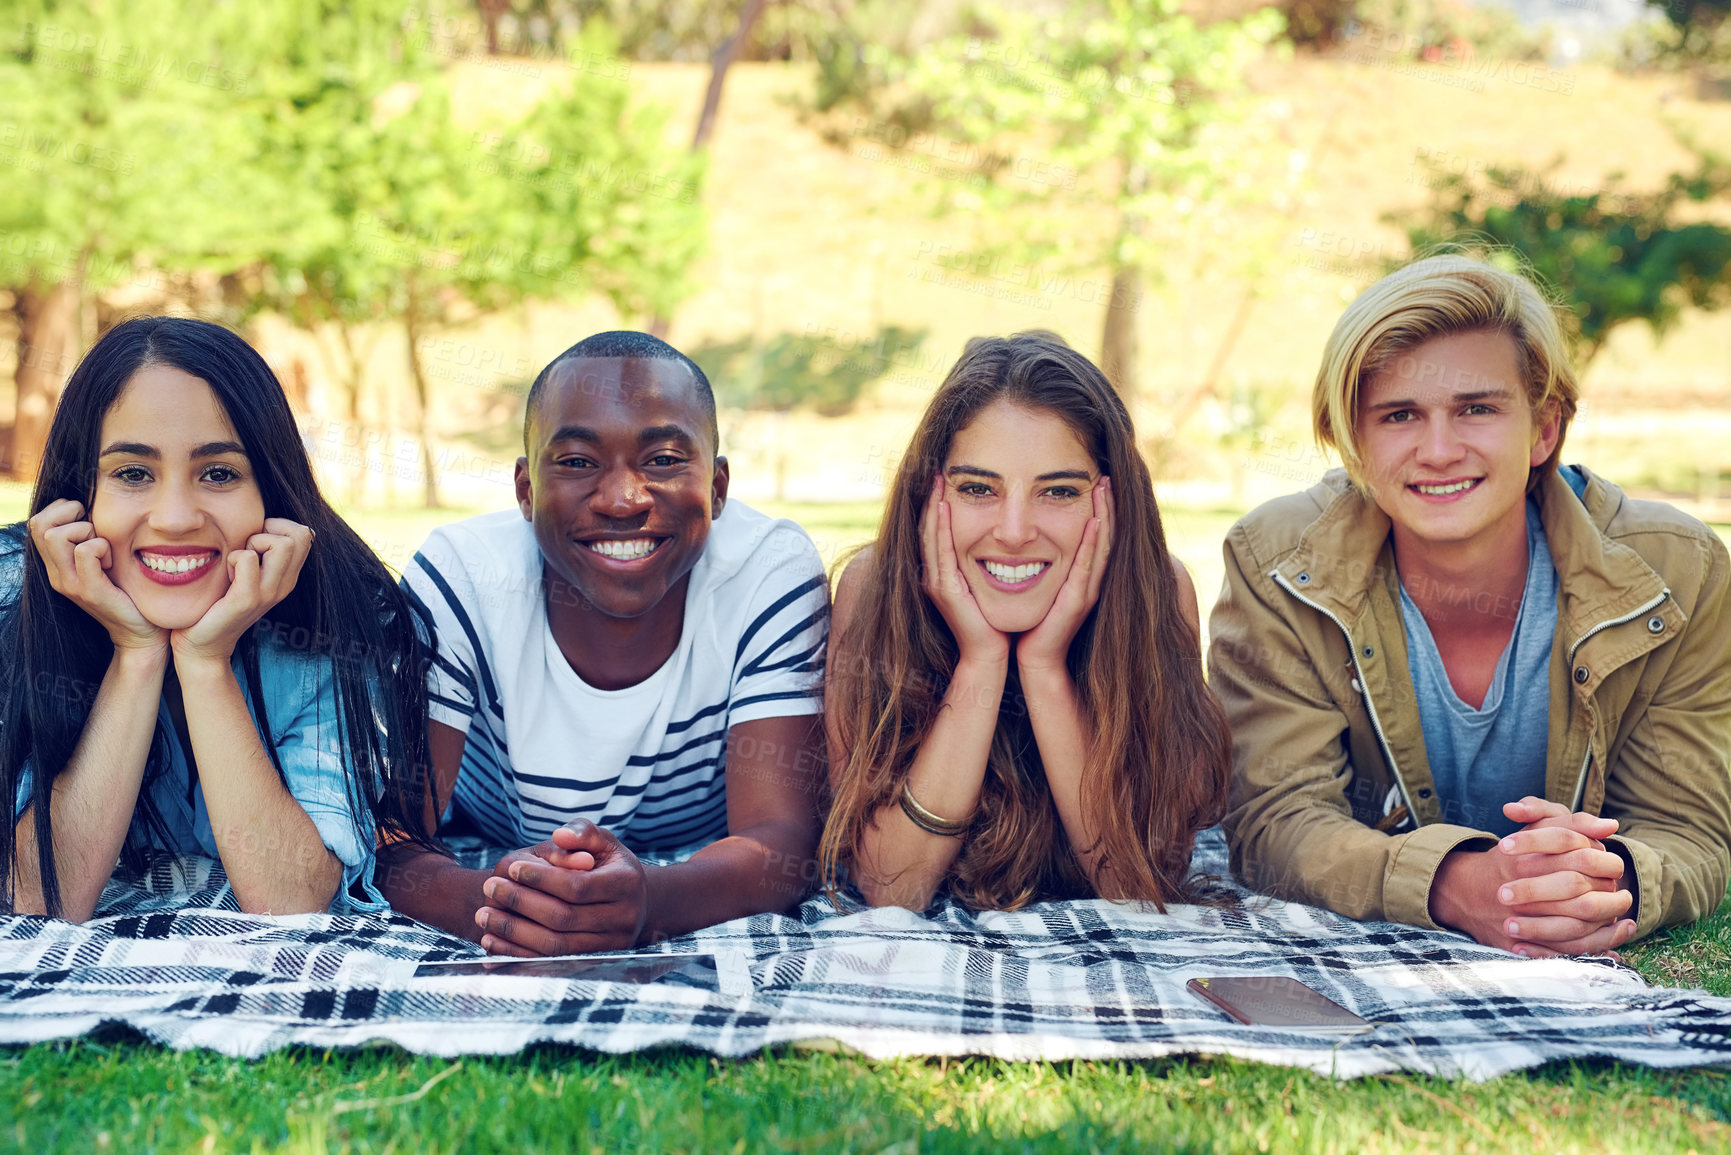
3,540,384,913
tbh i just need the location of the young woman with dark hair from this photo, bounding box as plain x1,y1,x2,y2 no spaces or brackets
820,332,1232,911
1,316,435,920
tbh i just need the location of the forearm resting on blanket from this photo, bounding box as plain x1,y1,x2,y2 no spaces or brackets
375,847,488,943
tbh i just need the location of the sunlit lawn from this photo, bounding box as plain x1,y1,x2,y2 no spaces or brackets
7,1042,1731,1154
4,482,1731,1151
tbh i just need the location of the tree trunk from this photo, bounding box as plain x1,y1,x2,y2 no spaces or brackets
402,281,442,509
1144,116,1343,477
476,0,507,54
1142,289,1260,479
692,0,770,151
1182,290,1260,424
335,322,369,506
1098,265,1142,399
11,279,81,482
1099,159,1149,399
648,0,770,338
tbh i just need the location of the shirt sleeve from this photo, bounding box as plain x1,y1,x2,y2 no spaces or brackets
1600,531,1731,938
728,523,830,726
261,650,386,914
1,535,29,827
399,527,485,734
12,759,31,825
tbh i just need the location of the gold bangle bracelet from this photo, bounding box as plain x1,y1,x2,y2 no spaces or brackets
899,781,970,837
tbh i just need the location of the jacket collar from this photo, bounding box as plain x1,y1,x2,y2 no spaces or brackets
1272,472,1392,624
1540,465,1677,645
1274,466,1676,637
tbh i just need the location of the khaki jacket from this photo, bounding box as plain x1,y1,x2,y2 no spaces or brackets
1209,466,1731,938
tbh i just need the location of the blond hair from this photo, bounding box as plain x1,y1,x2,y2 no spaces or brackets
1312,253,1580,487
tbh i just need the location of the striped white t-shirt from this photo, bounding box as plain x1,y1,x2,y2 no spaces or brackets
402,501,828,852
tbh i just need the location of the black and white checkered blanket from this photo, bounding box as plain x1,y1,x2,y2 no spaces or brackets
4,831,1730,1079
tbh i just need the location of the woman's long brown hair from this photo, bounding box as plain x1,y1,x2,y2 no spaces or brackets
819,332,1233,911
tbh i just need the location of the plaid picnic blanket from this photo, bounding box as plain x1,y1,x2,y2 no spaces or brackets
3,830,1730,1079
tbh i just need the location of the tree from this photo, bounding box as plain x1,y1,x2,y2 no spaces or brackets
1396,151,1731,367
1644,0,1731,61
884,0,1286,397
252,7,704,506
690,322,928,499
472,0,765,62
644,0,769,338
692,323,927,416
0,0,298,479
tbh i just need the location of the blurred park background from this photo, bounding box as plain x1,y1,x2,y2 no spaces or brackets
3,0,1730,604
9,4,1731,1146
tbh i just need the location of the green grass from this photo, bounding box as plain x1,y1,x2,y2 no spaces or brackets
5,1040,1731,1154
1626,891,1731,997
5,488,1731,1149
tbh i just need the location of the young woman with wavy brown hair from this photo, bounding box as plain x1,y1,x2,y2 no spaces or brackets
819,332,1232,912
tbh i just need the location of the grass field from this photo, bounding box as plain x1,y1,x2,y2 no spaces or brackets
4,485,1731,1151
8,1041,1731,1154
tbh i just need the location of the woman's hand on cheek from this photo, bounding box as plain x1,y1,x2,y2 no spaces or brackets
1017,476,1112,677
920,476,1009,664
28,499,166,654
171,518,314,667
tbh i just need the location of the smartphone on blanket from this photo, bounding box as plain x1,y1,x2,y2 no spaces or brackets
1186,976,1372,1033
414,952,713,984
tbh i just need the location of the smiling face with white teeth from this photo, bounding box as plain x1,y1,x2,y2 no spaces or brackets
944,400,1099,635
1355,329,1559,561
516,354,728,673
88,364,266,631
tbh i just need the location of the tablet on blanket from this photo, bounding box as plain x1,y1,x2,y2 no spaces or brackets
414,952,716,983
1186,976,1373,1033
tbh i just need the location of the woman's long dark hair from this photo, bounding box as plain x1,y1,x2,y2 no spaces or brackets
820,332,1233,911
1,316,438,915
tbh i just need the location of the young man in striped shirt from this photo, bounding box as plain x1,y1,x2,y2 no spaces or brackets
381,331,829,954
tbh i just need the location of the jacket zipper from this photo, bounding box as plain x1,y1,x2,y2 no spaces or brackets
1271,569,1418,823
1563,588,1672,812
1566,589,1670,666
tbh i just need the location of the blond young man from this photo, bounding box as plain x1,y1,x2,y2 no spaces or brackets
1210,254,1731,958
